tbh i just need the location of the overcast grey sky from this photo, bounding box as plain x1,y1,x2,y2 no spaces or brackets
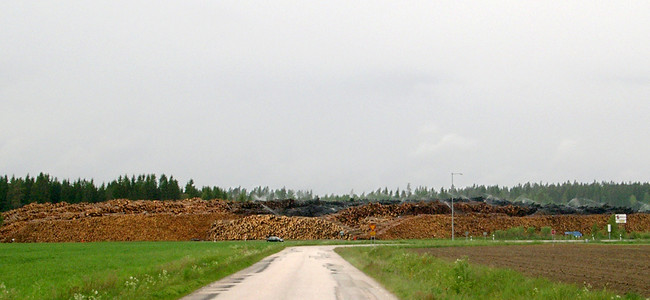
1,1,649,195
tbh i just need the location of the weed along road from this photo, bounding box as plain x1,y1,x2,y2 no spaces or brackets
182,245,398,300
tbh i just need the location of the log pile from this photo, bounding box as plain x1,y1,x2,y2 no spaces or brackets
453,202,536,217
330,201,450,228
1,197,648,242
208,215,346,241
625,214,650,232
1,198,231,225
0,213,235,243
378,213,650,239
329,201,537,229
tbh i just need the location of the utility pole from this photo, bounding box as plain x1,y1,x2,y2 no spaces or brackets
451,172,463,240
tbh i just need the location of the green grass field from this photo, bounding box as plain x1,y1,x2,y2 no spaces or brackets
0,241,288,300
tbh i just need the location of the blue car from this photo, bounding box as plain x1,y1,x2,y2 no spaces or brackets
564,231,583,238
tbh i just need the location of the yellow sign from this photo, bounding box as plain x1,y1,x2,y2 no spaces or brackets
370,231,376,237
369,224,376,230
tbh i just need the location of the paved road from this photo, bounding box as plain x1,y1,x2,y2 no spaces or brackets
182,245,398,300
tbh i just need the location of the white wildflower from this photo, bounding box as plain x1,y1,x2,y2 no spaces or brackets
124,276,139,289
72,293,85,300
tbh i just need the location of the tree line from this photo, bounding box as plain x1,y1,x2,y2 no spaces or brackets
1,173,649,211
337,181,650,209
0,173,227,211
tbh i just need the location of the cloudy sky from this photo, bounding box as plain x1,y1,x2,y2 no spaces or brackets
1,1,649,195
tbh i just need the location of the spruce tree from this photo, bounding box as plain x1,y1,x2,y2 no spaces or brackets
33,173,51,204
61,179,73,203
200,186,213,200
184,179,200,198
0,176,9,211
144,174,158,200
7,177,23,209
168,176,181,200
159,174,169,200
49,179,62,203
22,175,34,206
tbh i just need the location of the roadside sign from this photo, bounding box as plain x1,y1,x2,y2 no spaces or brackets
615,214,627,224
608,224,612,240
551,229,556,235
370,231,376,237
369,224,376,231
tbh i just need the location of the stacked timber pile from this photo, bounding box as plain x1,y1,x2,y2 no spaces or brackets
0,198,236,243
330,202,399,228
208,215,346,240
1,197,648,242
0,213,236,243
330,201,450,228
378,213,650,239
623,214,650,232
329,201,535,230
228,199,350,217
228,201,271,215
453,202,535,217
1,198,230,225
262,199,296,210
325,201,452,238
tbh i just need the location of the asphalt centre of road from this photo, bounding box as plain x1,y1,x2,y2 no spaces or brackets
182,245,398,300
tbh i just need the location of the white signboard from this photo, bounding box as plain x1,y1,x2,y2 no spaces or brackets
615,214,627,224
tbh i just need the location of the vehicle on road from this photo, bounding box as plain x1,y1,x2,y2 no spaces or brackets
564,231,583,238
266,236,284,242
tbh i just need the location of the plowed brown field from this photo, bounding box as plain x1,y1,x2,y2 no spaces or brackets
413,244,650,297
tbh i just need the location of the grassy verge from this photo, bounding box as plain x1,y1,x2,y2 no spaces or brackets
386,239,650,247
0,241,287,299
335,244,644,299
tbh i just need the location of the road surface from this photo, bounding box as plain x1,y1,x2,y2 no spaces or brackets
182,245,398,300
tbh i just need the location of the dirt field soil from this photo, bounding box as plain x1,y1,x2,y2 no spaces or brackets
412,244,649,297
